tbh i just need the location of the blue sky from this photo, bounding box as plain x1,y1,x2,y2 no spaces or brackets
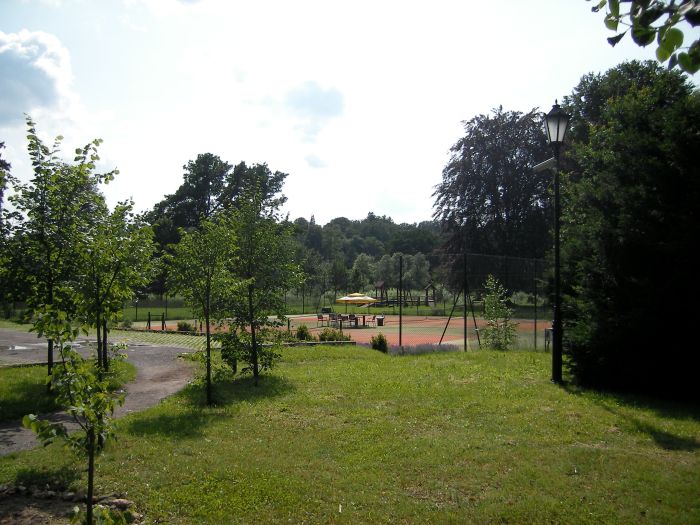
1,0,697,225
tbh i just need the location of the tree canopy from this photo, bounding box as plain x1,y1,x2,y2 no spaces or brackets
433,106,551,259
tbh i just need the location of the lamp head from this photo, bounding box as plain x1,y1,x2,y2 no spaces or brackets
545,100,570,145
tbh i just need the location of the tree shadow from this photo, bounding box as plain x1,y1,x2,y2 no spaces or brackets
122,374,294,438
563,383,700,451
13,465,80,491
0,375,58,423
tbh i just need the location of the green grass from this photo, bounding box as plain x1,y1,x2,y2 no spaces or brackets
0,359,137,423
0,345,698,524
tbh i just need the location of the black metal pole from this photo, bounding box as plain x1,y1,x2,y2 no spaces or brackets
552,144,563,383
399,255,403,349
463,253,468,352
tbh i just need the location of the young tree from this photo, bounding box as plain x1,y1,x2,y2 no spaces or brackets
481,275,518,351
168,218,239,404
77,200,155,372
225,165,301,385
588,0,700,73
23,307,124,525
9,118,115,383
433,107,552,258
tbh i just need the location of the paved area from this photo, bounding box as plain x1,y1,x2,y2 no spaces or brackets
0,328,195,456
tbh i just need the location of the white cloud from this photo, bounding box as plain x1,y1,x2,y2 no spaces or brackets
0,30,76,126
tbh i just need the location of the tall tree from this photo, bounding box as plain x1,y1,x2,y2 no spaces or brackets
9,118,115,382
561,60,699,398
226,164,301,385
433,107,551,258
588,0,700,73
168,218,239,404
149,153,232,231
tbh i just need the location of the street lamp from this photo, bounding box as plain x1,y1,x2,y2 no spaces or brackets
544,100,570,384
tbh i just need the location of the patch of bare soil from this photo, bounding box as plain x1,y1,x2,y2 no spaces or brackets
0,495,73,525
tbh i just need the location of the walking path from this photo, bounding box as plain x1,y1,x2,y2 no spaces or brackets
0,328,195,456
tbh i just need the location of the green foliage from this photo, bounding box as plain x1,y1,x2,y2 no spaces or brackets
562,61,699,398
481,275,518,351
370,332,388,353
177,320,195,332
295,324,314,341
589,0,700,73
318,328,351,342
70,504,136,525
217,329,280,376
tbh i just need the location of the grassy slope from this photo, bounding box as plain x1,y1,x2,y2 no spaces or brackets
0,346,698,524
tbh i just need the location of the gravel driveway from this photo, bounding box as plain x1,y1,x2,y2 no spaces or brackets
0,328,195,456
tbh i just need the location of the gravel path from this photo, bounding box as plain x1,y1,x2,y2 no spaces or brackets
0,328,195,456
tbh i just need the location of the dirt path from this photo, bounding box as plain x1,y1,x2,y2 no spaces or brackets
0,328,195,457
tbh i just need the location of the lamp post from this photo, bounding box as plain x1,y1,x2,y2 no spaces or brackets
544,100,570,384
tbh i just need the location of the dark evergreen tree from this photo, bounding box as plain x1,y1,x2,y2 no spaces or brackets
562,60,700,399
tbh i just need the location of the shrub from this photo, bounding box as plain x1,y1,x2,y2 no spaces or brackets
481,275,518,351
370,333,388,353
177,321,194,332
119,318,133,329
295,324,314,341
318,328,351,342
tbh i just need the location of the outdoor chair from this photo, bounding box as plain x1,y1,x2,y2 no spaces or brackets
317,313,326,327
367,315,376,327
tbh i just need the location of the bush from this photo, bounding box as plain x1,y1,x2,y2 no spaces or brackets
481,275,518,351
177,321,194,332
318,328,351,342
119,318,133,329
295,324,314,341
370,333,388,353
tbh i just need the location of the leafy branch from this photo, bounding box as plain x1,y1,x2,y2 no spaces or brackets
589,0,700,73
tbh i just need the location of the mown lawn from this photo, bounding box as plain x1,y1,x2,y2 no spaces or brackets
0,360,137,423
0,345,698,524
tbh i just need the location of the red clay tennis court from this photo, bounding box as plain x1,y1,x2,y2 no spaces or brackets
132,314,547,350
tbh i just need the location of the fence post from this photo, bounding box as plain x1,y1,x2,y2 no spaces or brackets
147,311,151,330
161,313,165,331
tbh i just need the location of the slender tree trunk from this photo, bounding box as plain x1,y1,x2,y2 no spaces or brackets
95,310,102,376
46,339,53,394
46,279,54,393
248,284,258,386
205,301,212,405
102,319,108,372
86,428,95,525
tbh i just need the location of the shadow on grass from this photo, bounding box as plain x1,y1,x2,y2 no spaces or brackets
563,383,700,451
13,465,80,491
0,375,58,423
123,374,294,439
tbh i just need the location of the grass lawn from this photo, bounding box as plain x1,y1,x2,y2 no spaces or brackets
0,345,698,524
0,360,137,423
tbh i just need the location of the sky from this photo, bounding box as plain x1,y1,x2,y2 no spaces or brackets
1,0,698,226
